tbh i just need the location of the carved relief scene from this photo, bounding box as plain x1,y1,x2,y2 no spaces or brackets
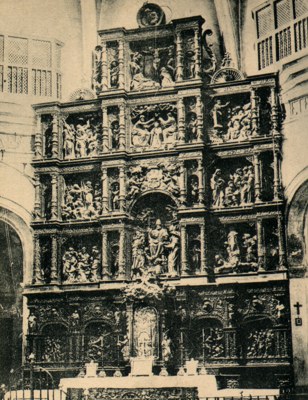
129,38,175,91
61,235,101,283
62,112,102,159
131,193,180,278
208,88,274,145
130,104,178,150
61,173,101,220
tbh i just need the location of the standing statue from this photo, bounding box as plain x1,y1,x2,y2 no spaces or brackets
63,121,75,159
211,99,229,130
211,169,225,207
161,333,171,363
147,219,169,273
132,231,146,278
111,120,120,150
159,112,177,144
165,225,180,276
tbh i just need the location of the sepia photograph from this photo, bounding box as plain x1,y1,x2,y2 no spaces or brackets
0,0,307,399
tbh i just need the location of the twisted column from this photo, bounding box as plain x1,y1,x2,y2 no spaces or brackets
51,114,59,158
101,231,110,280
177,98,185,143
200,224,207,274
273,149,282,201
118,40,125,89
277,214,287,270
178,161,186,205
33,235,41,284
270,87,279,134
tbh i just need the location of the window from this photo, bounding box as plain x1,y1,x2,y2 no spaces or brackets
256,0,308,69
0,34,62,98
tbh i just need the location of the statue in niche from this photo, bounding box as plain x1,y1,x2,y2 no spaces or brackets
211,99,230,131
201,30,217,79
42,337,64,362
118,335,130,361
160,67,174,87
110,120,120,150
62,245,100,283
148,219,169,273
214,230,258,274
127,166,144,199
190,241,201,272
93,45,102,93
130,52,160,90
43,119,53,158
75,123,88,158
110,181,120,210
184,37,195,79
70,310,80,328
28,312,37,332
211,166,254,208
188,175,199,204
187,113,198,142
109,61,119,88
132,230,146,278
165,224,180,277
63,122,75,159
161,332,171,362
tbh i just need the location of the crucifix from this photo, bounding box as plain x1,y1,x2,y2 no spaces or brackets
293,302,302,316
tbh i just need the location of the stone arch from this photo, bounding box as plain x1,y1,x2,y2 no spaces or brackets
285,172,308,269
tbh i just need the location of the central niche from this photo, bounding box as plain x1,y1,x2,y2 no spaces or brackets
131,193,179,277
133,307,158,358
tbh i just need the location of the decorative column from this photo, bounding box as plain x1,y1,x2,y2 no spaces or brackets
196,95,203,141
117,230,126,280
256,219,265,271
119,104,126,151
250,88,259,136
253,152,262,203
194,28,201,78
50,234,58,283
270,87,279,134
34,116,42,160
33,235,41,284
273,149,282,201
101,42,108,90
118,40,125,89
177,98,185,143
102,106,109,153
51,114,59,158
50,173,58,221
175,31,184,81
277,214,287,270
119,165,126,211
33,174,41,221
101,231,110,280
126,303,134,358
197,159,205,205
180,225,189,275
101,167,109,214
178,161,186,205
200,223,207,274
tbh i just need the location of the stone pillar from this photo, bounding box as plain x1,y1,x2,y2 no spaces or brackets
51,114,59,158
177,98,185,143
250,88,259,136
119,165,126,212
101,42,108,90
33,174,41,221
256,219,265,271
102,106,109,153
101,231,110,280
253,152,262,203
50,234,58,283
50,173,58,221
178,161,186,205
277,214,287,270
270,87,279,134
180,225,188,275
101,167,109,214
117,230,126,280
34,116,43,160
194,28,201,78
196,95,203,141
33,234,41,284
119,104,126,151
118,40,125,89
197,159,205,205
175,31,183,81
200,224,207,274
126,303,134,357
273,149,282,201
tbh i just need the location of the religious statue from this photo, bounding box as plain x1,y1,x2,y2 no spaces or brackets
110,120,120,150
147,219,169,274
211,99,230,131
161,332,171,363
118,335,130,361
165,225,180,276
42,337,64,362
109,60,119,88
211,169,225,207
62,121,75,159
132,230,146,278
110,181,120,210
93,45,103,93
28,312,37,332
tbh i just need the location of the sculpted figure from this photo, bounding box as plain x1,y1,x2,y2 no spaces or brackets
63,247,78,282
211,169,225,207
150,121,163,149
111,120,120,150
63,121,75,159
28,313,37,332
187,113,197,142
90,245,101,281
147,219,169,273
132,115,154,146
165,224,180,276
159,112,177,144
161,333,171,362
132,231,146,278
111,182,120,210
77,246,91,281
212,99,229,130
109,60,119,88
160,67,174,87
75,123,88,157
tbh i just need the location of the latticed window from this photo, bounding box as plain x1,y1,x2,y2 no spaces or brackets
0,34,62,98
255,0,308,69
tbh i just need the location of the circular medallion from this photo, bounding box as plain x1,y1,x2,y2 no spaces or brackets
137,3,166,27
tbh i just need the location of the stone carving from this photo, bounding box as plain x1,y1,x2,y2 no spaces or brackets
93,45,103,93
201,29,217,78
42,337,65,362
161,332,171,363
246,329,275,358
133,307,157,358
28,312,37,333
108,44,119,89
62,117,101,159
131,221,180,278
129,46,175,91
87,388,198,400
183,35,196,79
118,335,130,361
86,331,111,362
137,4,166,28
210,101,257,144
214,230,258,274
62,180,101,220
211,166,254,208
62,245,101,283
131,104,177,149
127,163,180,201
203,328,224,358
